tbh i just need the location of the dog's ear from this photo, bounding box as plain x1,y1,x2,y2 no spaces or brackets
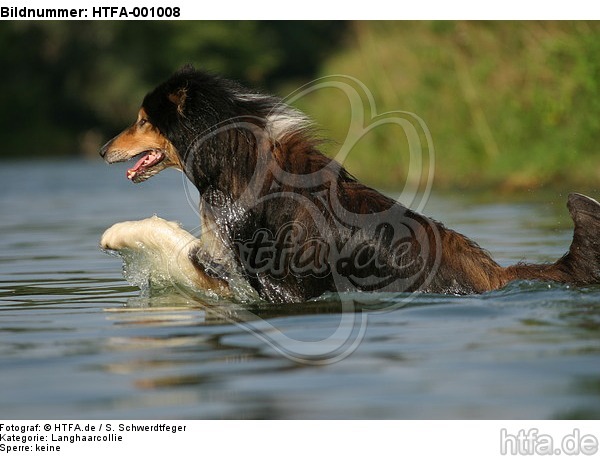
168,88,187,115
179,63,195,73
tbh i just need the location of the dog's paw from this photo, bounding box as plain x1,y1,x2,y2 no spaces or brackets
100,216,195,252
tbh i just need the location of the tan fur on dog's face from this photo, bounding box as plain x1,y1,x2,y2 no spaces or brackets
100,108,182,183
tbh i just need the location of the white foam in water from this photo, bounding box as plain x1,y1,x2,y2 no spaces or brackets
100,216,198,295
100,215,209,296
118,246,171,296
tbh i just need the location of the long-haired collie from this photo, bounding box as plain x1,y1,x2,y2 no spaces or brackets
100,65,600,303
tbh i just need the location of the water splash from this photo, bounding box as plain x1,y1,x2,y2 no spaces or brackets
100,216,258,303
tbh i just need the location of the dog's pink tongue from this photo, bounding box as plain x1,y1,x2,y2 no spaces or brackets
127,151,164,180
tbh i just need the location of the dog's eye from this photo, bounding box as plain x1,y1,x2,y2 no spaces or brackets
139,118,148,126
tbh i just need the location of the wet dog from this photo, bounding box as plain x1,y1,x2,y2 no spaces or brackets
101,66,600,303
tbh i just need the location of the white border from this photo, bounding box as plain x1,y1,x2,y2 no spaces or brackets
3,1,599,20
2,420,599,456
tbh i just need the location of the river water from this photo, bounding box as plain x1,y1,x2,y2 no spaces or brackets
1,159,599,419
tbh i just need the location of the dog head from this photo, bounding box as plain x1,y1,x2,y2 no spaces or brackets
100,65,244,183
100,65,310,187
100,105,183,183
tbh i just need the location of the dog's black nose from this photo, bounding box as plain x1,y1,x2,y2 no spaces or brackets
99,141,110,158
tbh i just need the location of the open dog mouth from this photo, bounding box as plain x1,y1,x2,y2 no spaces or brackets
126,150,165,182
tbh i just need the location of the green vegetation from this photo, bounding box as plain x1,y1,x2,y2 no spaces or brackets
1,21,599,191
0,21,345,157
296,22,600,191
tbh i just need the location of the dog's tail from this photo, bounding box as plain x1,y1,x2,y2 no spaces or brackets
505,193,600,285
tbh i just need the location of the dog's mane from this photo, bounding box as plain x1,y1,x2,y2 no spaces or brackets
234,92,312,143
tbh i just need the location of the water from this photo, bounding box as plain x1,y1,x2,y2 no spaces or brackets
1,159,599,419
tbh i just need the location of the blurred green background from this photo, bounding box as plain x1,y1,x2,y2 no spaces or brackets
1,21,599,192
